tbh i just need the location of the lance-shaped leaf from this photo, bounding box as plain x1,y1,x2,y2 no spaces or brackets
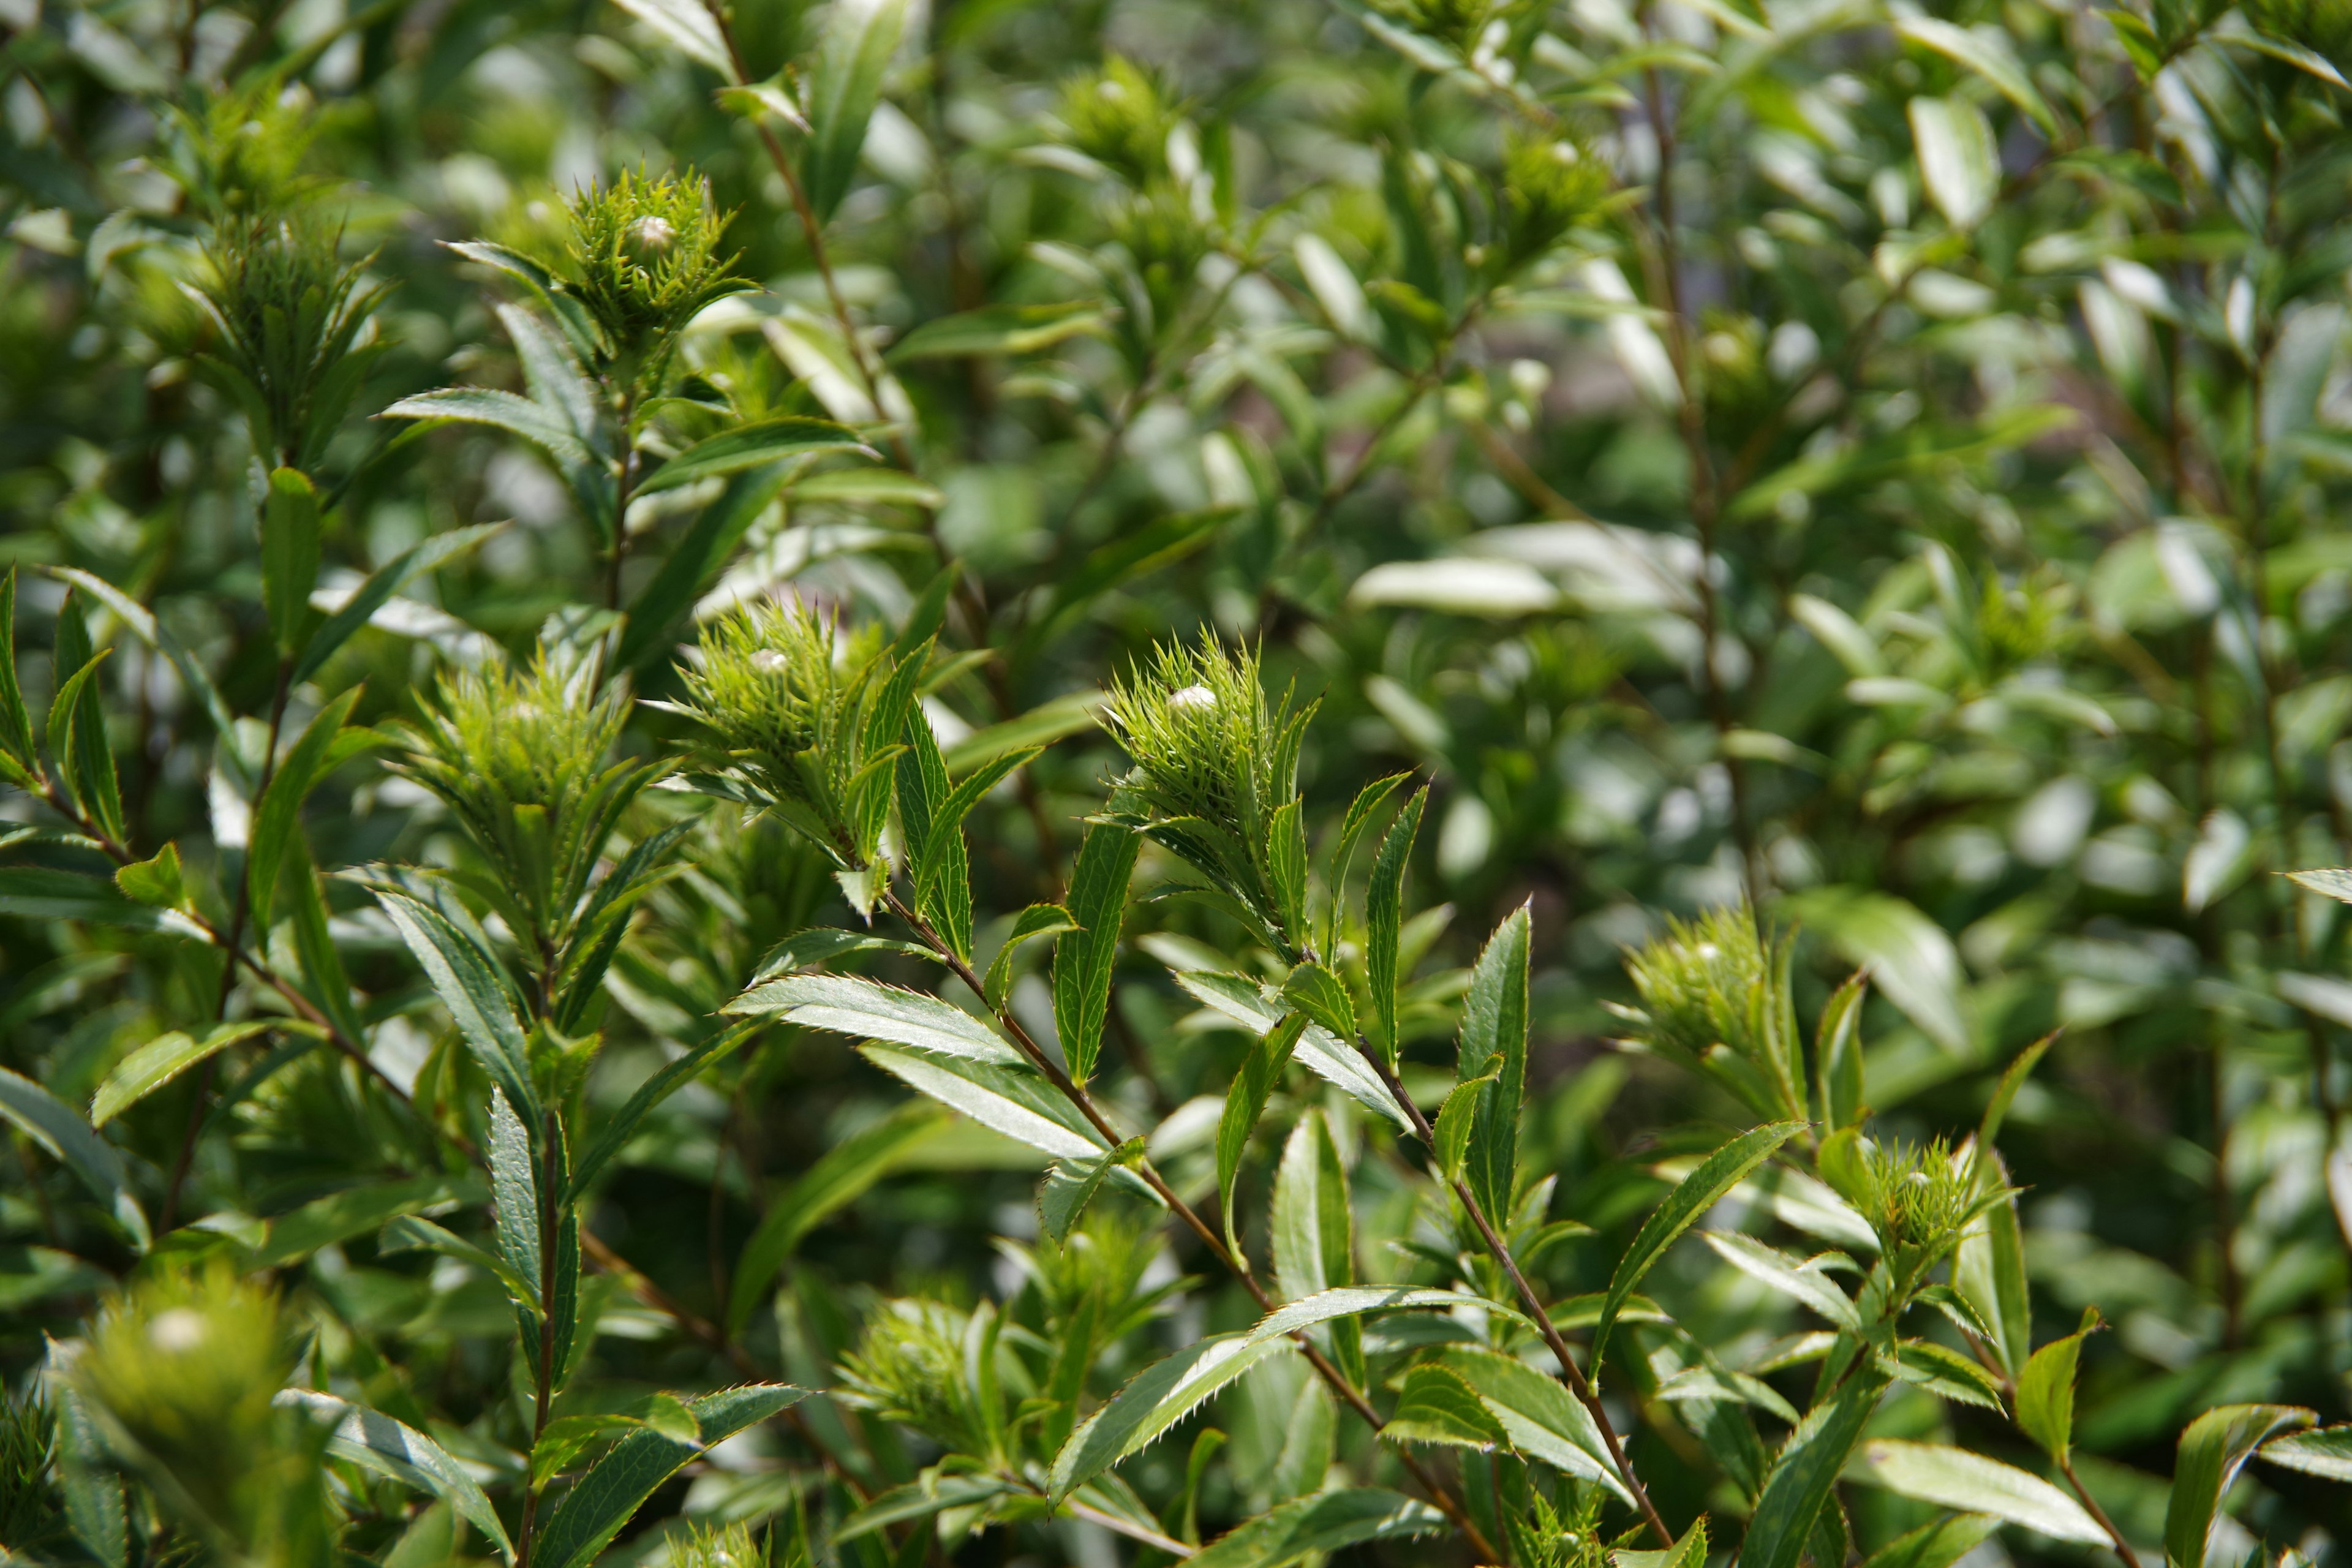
378,890,540,1121
1218,1013,1307,1260
1591,1120,1802,1380
1050,1333,1294,1501
2260,1425,2352,1482
254,1176,473,1267
1272,1112,1353,1302
728,973,1019,1065
1953,1150,2031,1376
1849,1440,2109,1545
1173,970,1406,1126
247,687,369,931
887,302,1109,361
633,416,872,497
725,1103,950,1333
1814,971,1866,1133
295,524,502,685
532,1385,807,1568
488,1088,543,1303
260,467,322,657
1039,1137,1145,1243
861,1045,1107,1161
1861,1515,2002,1568
1431,1345,1632,1499
1185,1488,1446,1568
1245,1286,1514,1346
1279,962,1357,1042
274,1390,513,1560
383,386,597,472
1384,1363,1506,1449
986,903,1076,1009
0,569,36,778
380,1215,540,1314
2165,1405,2316,1568
2016,1308,2100,1464
569,1019,764,1200
89,1020,282,1125
1740,1376,1886,1568
1054,824,1139,1084
0,1067,149,1250
801,0,909,223
1364,787,1427,1065
1702,1231,1859,1328
1454,904,1529,1220
45,568,239,780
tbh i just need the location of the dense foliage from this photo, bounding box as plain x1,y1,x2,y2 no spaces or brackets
6,0,2352,1563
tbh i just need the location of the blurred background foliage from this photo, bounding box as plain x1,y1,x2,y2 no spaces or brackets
5,0,2352,1559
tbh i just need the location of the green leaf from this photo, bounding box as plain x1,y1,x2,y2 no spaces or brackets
1860,1514,2002,1568
2165,1406,2316,1568
1591,1120,1802,1381
1050,1333,1294,1501
1039,1136,1145,1242
940,690,1104,775
835,1474,1017,1543
1218,1013,1308,1261
1425,1344,1631,1496
861,1044,1107,1161
247,688,366,932
1783,887,1970,1052
1365,787,1427,1065
1907,96,2000,231
2259,1425,2352,1482
728,972,1018,1065
1740,1377,1887,1568
256,1175,469,1267
801,0,908,223
48,642,124,846
634,416,873,497
1431,1068,1497,1181
888,302,1108,361
914,744,1042,944
1953,1151,2032,1376
1814,971,1866,1133
1894,17,2059,130
488,1087,543,1307
1183,1487,1446,1568
0,1066,149,1250
1012,510,1230,668
260,467,322,657
53,1385,126,1568
382,386,598,472
569,1019,765,1200
986,903,1077,1010
616,464,794,672
530,1412,645,1490
2225,28,2352,88
2288,868,2352,905
1054,824,1140,1084
2017,1309,2100,1463
1700,1231,1858,1327
1384,1363,1506,1449
377,890,540,1121
275,1390,513,1561
1889,1340,2007,1412
1271,1111,1354,1302
1245,1286,1506,1346
379,1214,540,1313
1173,970,1406,1127
1978,1033,2056,1158
292,524,502,685
1455,903,1529,1221
89,1020,280,1125
531,1385,807,1568
44,569,240,783
1850,1439,2109,1545
0,569,37,776
610,0,736,76
1322,771,1410,957
114,842,185,908
1279,962,1357,1042
0,867,194,932
725,1103,949,1332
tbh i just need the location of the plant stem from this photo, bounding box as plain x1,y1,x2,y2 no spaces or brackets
878,886,1503,1563
2057,1453,2140,1567
1355,1045,1675,1547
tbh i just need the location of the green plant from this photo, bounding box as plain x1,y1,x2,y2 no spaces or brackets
6,0,2352,1564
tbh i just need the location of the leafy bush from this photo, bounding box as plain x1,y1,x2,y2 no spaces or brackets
3,0,2352,1564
